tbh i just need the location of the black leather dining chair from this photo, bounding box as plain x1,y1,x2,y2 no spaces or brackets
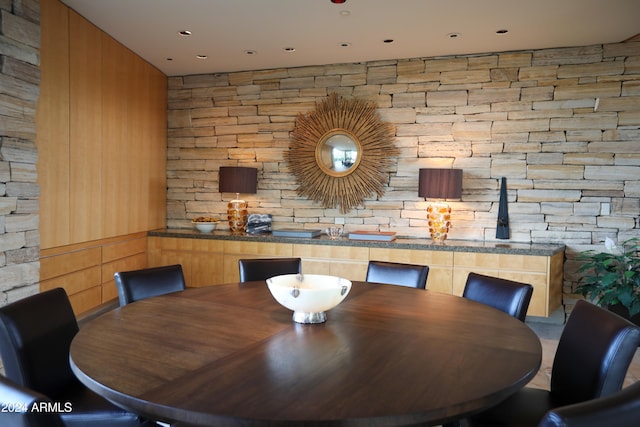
537,379,640,427
462,272,534,321
365,260,429,289
0,288,148,427
114,264,186,306
464,300,640,427
0,374,66,427
238,257,302,282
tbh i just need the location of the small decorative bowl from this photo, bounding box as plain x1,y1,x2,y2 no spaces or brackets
325,227,343,239
266,274,352,324
192,218,218,233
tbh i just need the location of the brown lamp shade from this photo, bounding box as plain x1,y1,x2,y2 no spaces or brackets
219,167,258,194
418,168,462,199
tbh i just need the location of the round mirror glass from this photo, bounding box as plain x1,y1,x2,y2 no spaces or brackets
315,130,362,177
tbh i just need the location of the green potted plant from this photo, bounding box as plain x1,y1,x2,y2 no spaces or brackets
575,237,640,324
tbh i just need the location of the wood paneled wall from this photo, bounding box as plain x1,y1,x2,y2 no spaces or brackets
37,0,168,314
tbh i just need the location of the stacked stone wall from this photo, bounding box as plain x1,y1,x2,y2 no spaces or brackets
167,42,640,301
0,0,40,305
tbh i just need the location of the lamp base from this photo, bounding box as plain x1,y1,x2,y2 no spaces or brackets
227,199,248,234
427,202,451,243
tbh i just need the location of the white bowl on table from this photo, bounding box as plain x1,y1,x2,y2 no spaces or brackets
266,274,352,324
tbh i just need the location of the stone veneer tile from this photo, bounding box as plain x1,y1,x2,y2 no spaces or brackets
554,81,622,100
533,45,602,66
424,57,468,72
498,52,532,68
440,69,490,85
558,61,625,78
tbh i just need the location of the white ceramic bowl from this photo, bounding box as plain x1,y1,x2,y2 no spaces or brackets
266,274,352,323
193,222,217,233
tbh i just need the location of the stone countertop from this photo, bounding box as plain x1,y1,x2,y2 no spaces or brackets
148,229,565,256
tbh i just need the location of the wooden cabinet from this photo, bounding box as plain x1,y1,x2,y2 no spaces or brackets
148,232,564,318
41,232,148,315
38,0,168,314
38,1,167,250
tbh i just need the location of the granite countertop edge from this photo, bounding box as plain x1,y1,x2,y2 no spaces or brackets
148,229,565,256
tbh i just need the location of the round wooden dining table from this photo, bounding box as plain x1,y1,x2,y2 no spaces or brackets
70,281,542,427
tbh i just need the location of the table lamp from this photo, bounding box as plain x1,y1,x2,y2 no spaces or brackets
418,168,462,243
219,166,258,234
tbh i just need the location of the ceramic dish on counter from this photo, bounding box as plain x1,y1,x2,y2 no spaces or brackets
192,217,219,233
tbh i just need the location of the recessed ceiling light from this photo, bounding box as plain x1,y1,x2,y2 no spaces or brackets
178,30,192,36
196,54,208,60
283,47,296,52
339,42,351,48
496,29,509,35
383,39,394,44
447,32,461,39
166,57,173,61
244,50,257,55
339,10,350,16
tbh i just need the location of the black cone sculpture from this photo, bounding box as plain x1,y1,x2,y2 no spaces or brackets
496,177,510,239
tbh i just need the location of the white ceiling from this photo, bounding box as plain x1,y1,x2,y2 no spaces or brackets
60,0,640,77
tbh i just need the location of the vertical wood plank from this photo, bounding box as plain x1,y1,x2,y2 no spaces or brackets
101,33,130,237
69,9,103,242
37,0,70,249
146,65,168,229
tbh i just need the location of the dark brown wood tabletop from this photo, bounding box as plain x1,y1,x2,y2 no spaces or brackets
70,281,542,426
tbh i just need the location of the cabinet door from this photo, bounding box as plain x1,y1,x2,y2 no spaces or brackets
70,10,103,242
222,241,294,283
453,252,552,316
190,239,224,287
147,237,225,286
294,244,369,281
369,248,453,293
38,0,70,249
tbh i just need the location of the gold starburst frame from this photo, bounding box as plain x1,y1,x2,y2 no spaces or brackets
288,94,397,214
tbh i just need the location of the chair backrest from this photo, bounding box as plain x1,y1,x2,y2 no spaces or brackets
114,264,186,306
538,380,640,427
0,288,80,398
238,258,302,283
365,260,429,289
0,375,66,427
550,300,640,406
462,272,534,321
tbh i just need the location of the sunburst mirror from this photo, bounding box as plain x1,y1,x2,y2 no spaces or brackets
288,94,397,214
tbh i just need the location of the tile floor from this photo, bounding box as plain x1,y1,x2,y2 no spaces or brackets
527,320,640,390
